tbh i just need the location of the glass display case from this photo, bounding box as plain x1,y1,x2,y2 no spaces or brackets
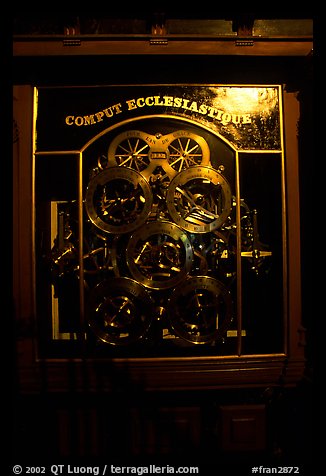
32,84,287,360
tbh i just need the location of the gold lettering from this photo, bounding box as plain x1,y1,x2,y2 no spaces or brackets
188,101,199,112
173,130,190,137
198,104,208,115
145,96,154,106
215,110,224,120
83,115,96,125
173,97,182,108
221,113,231,125
145,136,156,145
163,96,174,106
74,116,84,126
65,116,74,125
112,103,122,114
125,99,137,110
95,111,105,122
103,107,114,118
136,97,145,107
242,113,252,124
206,106,218,118
64,95,253,129
232,114,241,124
127,131,140,137
154,96,164,106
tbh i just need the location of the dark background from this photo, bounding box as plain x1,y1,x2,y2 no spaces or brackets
8,12,316,473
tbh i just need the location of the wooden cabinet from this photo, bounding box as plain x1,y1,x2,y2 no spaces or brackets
12,18,312,468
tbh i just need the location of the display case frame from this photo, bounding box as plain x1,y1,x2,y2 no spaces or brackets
13,83,304,393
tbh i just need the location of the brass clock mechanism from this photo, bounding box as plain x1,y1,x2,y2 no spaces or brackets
167,276,233,344
85,166,153,234
49,125,272,348
166,166,232,233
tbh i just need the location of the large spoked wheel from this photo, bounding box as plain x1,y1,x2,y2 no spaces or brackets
167,131,210,172
107,130,152,172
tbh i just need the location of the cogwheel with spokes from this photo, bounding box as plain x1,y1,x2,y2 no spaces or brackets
107,130,153,172
167,131,210,172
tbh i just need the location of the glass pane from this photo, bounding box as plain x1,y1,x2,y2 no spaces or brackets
239,152,284,354
82,117,238,358
33,85,285,359
35,154,81,355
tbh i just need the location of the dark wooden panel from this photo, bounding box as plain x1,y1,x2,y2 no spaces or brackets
219,404,266,452
130,406,201,456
